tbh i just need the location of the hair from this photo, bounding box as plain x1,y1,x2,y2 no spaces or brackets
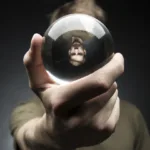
49,0,106,24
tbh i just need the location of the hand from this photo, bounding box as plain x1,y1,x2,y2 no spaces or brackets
23,34,124,149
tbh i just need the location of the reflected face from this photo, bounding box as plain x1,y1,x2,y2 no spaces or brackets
69,37,86,66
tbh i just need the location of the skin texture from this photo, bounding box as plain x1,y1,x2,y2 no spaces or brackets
14,33,124,150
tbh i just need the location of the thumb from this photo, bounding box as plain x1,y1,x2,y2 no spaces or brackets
23,33,54,93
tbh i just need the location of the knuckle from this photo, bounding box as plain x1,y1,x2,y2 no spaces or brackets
52,102,60,112
23,51,29,64
51,98,63,115
105,121,116,131
115,53,124,74
118,61,124,75
95,77,109,91
23,50,32,67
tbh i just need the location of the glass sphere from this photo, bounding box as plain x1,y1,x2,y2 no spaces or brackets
42,14,114,84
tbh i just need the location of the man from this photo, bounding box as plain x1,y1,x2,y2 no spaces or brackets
68,36,86,66
10,0,150,150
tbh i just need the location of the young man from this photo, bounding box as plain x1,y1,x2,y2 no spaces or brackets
68,36,86,66
10,0,150,150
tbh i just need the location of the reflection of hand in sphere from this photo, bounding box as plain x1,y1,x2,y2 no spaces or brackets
68,36,86,66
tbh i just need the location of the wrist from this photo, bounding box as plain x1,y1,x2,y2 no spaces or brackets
24,114,72,150
23,114,56,150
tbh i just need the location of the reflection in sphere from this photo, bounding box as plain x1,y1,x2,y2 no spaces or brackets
42,14,114,84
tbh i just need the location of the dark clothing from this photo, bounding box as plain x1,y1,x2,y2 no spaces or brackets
10,98,150,150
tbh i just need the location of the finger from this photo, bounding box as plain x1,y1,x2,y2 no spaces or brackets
92,53,124,88
65,83,117,128
23,34,55,93
104,97,120,131
79,83,117,118
91,89,118,130
50,53,123,113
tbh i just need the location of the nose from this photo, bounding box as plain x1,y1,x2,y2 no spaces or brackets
75,49,78,54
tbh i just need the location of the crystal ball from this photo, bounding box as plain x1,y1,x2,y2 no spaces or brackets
42,14,114,84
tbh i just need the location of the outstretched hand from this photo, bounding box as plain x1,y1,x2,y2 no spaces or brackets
23,33,124,149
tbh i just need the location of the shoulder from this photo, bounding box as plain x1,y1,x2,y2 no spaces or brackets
11,96,45,120
120,100,148,132
120,100,150,148
12,96,44,113
120,99,141,115
10,96,45,136
15,96,42,106
120,99,145,123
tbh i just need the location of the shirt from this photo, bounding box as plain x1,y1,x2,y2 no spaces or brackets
10,98,150,150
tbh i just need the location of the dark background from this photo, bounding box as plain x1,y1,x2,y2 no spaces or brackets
0,0,149,149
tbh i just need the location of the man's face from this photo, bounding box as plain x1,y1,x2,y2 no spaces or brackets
69,37,86,66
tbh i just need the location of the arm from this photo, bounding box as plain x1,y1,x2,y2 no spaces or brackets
10,98,45,136
14,114,61,150
10,98,69,150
